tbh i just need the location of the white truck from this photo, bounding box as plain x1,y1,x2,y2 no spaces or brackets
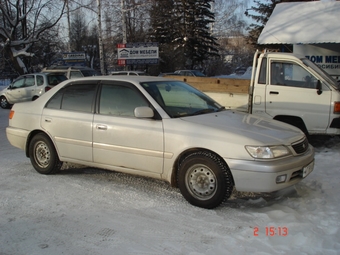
170,50,340,136
247,50,340,136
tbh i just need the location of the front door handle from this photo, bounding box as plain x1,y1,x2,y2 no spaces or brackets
96,124,107,130
269,91,279,95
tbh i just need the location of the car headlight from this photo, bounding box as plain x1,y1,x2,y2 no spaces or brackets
245,145,291,159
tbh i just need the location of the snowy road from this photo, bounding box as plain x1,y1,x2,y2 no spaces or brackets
0,105,339,255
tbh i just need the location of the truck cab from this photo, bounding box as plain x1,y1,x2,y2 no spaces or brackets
250,50,340,135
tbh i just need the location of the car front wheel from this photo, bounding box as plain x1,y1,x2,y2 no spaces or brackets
177,151,234,209
0,96,10,109
29,133,62,174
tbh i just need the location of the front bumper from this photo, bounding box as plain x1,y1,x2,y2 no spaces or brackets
226,145,315,193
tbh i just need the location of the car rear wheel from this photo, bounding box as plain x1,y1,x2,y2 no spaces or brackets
0,96,10,109
177,151,234,209
29,133,62,174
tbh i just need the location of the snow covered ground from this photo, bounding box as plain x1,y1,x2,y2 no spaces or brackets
0,85,340,255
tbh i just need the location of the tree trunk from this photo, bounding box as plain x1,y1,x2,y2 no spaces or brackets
97,0,105,75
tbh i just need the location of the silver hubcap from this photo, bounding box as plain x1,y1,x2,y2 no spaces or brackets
34,141,51,168
1,98,7,108
185,164,217,200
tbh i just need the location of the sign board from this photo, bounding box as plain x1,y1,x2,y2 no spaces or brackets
117,42,159,66
63,52,86,60
62,52,87,66
294,44,340,79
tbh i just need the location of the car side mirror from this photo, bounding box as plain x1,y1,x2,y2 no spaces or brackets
316,80,322,95
134,106,154,118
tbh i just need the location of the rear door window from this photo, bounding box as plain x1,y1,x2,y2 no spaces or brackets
37,75,44,86
46,82,97,112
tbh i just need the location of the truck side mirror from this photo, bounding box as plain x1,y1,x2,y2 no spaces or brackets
316,80,322,95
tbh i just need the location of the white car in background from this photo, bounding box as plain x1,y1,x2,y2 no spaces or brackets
41,66,99,79
0,73,67,109
110,71,149,76
6,76,314,209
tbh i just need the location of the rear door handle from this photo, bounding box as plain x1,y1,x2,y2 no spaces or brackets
269,91,279,95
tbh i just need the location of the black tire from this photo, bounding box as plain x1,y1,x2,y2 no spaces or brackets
0,96,10,109
29,133,62,174
177,151,234,209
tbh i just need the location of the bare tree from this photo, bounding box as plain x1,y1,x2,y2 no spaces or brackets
0,0,66,74
213,0,249,38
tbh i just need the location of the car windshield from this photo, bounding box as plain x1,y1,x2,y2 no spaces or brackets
141,81,224,118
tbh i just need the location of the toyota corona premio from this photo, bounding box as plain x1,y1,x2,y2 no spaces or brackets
6,76,314,209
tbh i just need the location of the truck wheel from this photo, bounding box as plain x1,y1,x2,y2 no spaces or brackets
29,133,62,174
177,151,233,209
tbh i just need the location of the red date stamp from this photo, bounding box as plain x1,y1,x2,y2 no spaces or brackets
253,226,288,236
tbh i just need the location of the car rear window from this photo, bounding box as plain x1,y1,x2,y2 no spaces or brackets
47,74,67,85
81,70,99,77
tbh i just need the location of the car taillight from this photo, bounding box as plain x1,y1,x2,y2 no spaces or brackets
45,86,51,92
9,110,14,119
334,102,340,113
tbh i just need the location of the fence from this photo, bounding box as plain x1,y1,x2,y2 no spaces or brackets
164,75,250,94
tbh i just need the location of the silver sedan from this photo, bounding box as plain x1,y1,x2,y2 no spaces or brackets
6,76,314,209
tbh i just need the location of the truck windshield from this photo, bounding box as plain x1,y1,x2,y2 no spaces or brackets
302,58,339,90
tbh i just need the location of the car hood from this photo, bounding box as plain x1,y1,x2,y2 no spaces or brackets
0,86,9,94
180,110,304,145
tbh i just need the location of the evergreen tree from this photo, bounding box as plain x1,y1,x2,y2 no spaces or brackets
149,0,218,70
245,0,276,49
149,0,179,72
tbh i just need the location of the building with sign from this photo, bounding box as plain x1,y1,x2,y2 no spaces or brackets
257,1,340,80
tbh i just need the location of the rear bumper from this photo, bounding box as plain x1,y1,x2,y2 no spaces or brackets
6,127,29,151
226,145,314,192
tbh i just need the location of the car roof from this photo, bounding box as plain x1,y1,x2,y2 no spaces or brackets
64,75,175,83
111,71,147,74
15,72,64,78
42,66,94,71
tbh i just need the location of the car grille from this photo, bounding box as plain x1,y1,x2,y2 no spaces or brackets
292,138,309,154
